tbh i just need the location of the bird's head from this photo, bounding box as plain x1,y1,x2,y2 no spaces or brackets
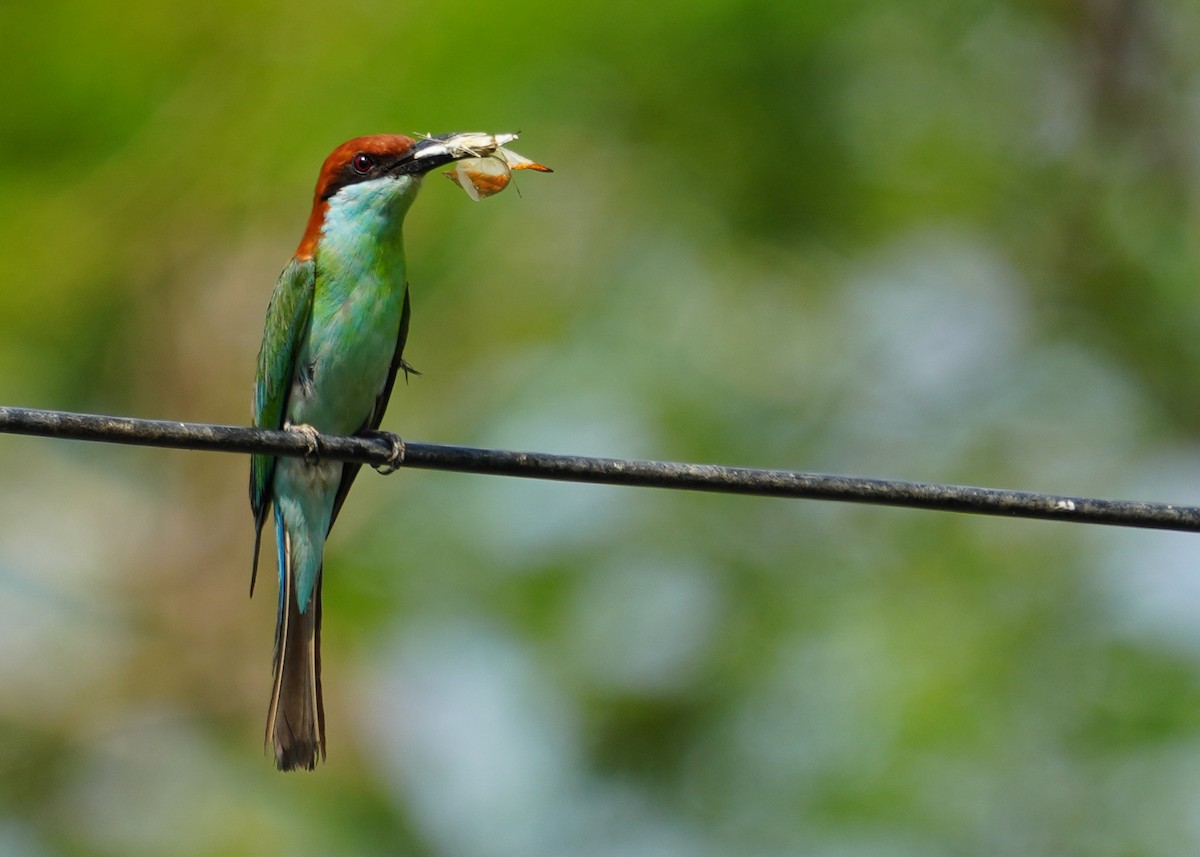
311,134,482,202
296,133,496,259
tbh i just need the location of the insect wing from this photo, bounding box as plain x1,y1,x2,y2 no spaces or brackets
421,131,521,160
496,147,553,172
445,157,513,201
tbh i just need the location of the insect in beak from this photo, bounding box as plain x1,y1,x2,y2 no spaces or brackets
430,133,552,201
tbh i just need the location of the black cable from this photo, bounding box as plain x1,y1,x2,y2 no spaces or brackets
1,405,1197,533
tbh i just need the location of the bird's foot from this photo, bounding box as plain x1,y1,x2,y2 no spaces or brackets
286,423,322,463
367,430,406,475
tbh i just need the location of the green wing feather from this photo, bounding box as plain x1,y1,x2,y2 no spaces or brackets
250,257,316,593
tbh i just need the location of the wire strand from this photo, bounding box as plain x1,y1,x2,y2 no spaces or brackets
1,404,1197,533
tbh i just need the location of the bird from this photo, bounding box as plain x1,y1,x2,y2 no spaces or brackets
250,133,491,770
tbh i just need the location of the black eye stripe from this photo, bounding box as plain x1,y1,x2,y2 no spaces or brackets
319,149,425,201
322,155,382,200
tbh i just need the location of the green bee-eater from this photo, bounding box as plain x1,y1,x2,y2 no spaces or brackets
250,133,507,770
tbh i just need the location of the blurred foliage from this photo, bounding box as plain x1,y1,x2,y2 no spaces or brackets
3,0,1200,854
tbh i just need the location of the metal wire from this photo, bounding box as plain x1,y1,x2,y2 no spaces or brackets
1,404,1198,532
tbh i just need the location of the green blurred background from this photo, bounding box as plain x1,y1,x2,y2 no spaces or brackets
3,0,1200,854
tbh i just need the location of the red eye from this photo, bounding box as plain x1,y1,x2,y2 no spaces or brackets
352,153,374,174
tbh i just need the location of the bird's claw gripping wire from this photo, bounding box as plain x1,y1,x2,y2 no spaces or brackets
368,431,406,475
287,423,322,463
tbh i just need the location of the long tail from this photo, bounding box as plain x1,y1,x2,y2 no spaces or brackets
266,521,325,771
